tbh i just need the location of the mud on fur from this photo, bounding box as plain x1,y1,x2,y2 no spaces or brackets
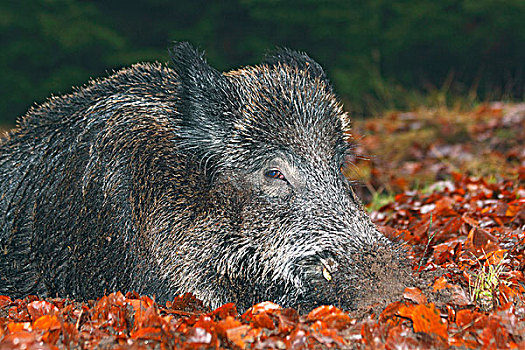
0,42,413,313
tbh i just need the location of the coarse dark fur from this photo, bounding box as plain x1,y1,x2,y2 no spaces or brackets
0,42,408,312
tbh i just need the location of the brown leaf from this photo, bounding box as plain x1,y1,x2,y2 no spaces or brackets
216,316,243,338
403,287,428,304
27,300,59,321
225,325,252,348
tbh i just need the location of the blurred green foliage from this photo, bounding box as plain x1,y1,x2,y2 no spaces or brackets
1,0,523,124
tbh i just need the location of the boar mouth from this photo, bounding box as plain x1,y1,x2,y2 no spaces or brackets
293,251,347,284
219,243,414,315
286,243,415,314
286,251,358,312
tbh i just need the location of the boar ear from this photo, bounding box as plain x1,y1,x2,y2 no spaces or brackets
263,48,331,88
169,41,233,112
169,42,222,88
169,42,237,165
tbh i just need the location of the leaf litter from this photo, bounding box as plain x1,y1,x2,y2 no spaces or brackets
1,103,524,348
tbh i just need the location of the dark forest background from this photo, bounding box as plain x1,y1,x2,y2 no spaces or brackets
1,0,524,124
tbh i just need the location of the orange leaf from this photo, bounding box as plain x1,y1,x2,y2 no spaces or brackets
455,309,476,328
398,303,447,339
499,283,520,303
33,315,60,331
434,197,457,216
217,316,242,330
307,305,343,320
504,204,520,217
318,328,346,346
216,316,243,338
379,301,404,322
0,295,12,308
323,313,352,330
482,249,507,265
7,322,31,333
242,301,281,319
128,299,149,313
433,276,452,291
1,330,37,348
462,215,479,228
129,299,150,325
306,305,352,330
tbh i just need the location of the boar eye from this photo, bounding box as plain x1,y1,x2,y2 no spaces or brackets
265,169,286,181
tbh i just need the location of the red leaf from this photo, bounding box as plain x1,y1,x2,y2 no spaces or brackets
0,295,12,308
131,326,161,341
253,313,275,330
211,302,237,320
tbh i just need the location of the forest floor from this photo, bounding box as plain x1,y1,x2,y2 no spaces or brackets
1,102,524,349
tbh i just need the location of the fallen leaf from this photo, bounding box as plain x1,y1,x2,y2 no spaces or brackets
433,276,452,291
27,300,59,321
33,314,61,331
398,303,448,339
226,325,252,348
403,287,428,304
